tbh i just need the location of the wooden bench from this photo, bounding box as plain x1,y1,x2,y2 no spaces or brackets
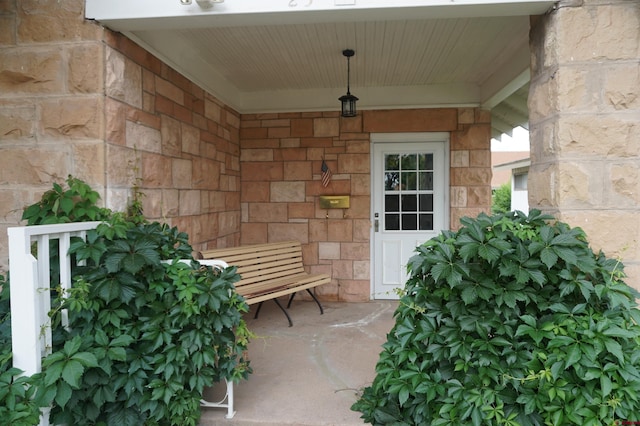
200,241,331,326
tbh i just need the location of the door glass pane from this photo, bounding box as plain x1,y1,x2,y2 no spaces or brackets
419,172,433,190
402,214,417,230
419,154,433,170
401,154,416,170
385,195,399,212
419,214,434,230
419,194,434,211
385,214,400,230
385,172,400,190
401,172,417,190
386,154,399,170
401,195,417,211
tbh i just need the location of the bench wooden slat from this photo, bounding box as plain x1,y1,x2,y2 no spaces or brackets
201,241,331,324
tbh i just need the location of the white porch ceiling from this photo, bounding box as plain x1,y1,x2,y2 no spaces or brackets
86,0,555,140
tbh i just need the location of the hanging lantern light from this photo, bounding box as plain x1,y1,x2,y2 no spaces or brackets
339,49,358,117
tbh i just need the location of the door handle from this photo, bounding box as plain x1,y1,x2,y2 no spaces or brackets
374,213,379,232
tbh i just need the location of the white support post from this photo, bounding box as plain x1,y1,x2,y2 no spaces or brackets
8,227,42,377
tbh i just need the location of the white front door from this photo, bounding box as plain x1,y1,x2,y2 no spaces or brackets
371,133,449,299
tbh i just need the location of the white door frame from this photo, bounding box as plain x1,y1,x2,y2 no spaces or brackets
370,132,450,299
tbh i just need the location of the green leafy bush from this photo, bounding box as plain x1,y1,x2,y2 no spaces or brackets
353,210,640,426
492,182,511,214
0,275,44,425
2,177,252,425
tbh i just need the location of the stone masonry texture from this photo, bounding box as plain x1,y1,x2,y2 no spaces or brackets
528,0,640,289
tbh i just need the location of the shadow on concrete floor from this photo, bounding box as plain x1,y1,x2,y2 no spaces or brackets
198,299,398,426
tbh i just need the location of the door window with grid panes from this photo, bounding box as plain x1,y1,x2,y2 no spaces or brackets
383,153,434,231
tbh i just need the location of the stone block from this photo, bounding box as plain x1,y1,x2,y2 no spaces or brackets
467,186,492,208
162,189,180,217
451,168,492,186
327,219,353,242
0,104,35,139
319,242,341,260
0,147,68,185
340,114,363,133
68,43,104,94
270,181,305,202
603,63,640,111
338,154,369,174
309,219,328,241
451,124,491,150
451,150,469,168
353,219,371,242
0,49,63,95
72,141,105,184
140,188,162,218
249,202,287,222
241,181,270,202
556,3,640,62
106,48,142,109
556,115,639,158
348,195,370,219
353,261,370,280
528,75,558,123
160,115,181,156
178,190,200,216
142,152,172,188
458,108,475,124
331,260,353,279
341,242,369,260
314,117,339,137
267,126,291,139
194,158,220,190
0,15,16,46
241,162,283,181
41,96,103,139
363,108,457,133
209,191,227,213
267,222,309,243
607,162,640,207
451,186,467,208
470,150,491,167
337,280,370,302
241,149,273,162
241,223,268,245
106,145,137,186
181,123,200,156
351,174,370,196
125,120,161,153
284,161,312,181
172,158,193,189
17,0,101,42
289,202,315,219
155,76,184,106
219,211,240,236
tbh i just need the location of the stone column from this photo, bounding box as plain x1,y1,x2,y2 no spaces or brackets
528,0,640,286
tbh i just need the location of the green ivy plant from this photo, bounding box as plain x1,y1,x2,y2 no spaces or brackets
2,177,252,425
353,210,640,426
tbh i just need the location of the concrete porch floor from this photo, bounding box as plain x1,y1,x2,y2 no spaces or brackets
198,299,398,426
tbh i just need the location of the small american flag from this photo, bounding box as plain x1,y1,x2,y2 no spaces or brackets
321,159,332,187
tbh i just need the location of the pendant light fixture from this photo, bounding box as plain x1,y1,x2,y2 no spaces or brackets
339,49,358,117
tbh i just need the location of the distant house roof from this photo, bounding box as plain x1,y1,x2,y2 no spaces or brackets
493,158,531,172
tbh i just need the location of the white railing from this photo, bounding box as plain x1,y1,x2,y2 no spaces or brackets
8,221,102,426
7,223,235,424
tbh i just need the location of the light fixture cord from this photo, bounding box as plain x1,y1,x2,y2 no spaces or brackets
346,56,352,95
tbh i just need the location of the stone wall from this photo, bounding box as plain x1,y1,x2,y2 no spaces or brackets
240,108,491,301
104,31,242,252
528,0,640,287
0,0,106,271
0,0,241,273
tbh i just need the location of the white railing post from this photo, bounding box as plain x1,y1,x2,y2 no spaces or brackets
7,227,42,377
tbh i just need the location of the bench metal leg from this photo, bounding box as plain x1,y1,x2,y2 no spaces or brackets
200,379,235,419
254,299,293,327
287,290,324,315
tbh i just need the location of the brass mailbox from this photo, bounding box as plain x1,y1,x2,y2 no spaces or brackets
319,195,350,209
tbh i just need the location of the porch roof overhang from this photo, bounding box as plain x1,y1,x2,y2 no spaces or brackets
85,0,556,141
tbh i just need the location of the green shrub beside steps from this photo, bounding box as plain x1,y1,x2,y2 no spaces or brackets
353,210,640,426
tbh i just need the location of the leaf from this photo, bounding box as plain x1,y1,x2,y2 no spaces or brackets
55,381,72,409
62,359,85,388
565,344,581,369
604,339,625,364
